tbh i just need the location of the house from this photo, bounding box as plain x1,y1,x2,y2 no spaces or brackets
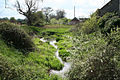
98,0,120,16
69,17,80,25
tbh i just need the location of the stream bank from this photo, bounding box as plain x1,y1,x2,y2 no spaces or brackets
40,38,71,77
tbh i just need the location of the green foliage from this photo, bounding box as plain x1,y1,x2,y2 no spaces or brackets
90,9,100,17
0,22,35,53
10,17,16,23
103,16,120,34
50,18,70,25
81,16,99,34
56,37,62,42
57,36,72,62
59,49,70,61
56,9,66,20
0,54,18,80
33,38,64,70
0,21,73,80
17,19,26,24
32,11,46,26
50,18,58,24
0,34,63,80
68,32,120,80
108,29,120,49
97,13,120,34
69,12,120,80
76,12,119,35
49,75,62,80
97,13,116,29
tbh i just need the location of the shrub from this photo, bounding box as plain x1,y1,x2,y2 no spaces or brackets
50,18,58,24
81,16,99,34
68,48,120,80
97,13,116,29
108,29,120,49
103,16,120,34
68,33,120,80
0,22,35,53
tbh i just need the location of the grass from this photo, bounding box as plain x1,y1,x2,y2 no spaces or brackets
44,24,74,28
0,36,64,79
40,25,73,62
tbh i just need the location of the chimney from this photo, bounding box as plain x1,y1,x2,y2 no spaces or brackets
74,6,75,18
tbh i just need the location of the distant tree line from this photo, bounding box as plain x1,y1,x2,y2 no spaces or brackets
0,17,26,24
14,0,71,26
0,7,70,26
0,0,71,26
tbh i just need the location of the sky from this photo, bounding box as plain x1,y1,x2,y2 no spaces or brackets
0,0,110,19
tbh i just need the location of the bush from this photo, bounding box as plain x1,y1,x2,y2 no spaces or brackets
69,50,120,80
81,16,99,34
97,13,120,34
103,16,120,34
68,33,120,80
50,18,58,24
97,13,116,29
69,45,120,80
0,22,35,53
108,29,120,49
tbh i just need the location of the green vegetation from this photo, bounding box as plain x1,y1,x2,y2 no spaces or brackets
0,22,35,53
57,36,72,61
68,12,120,80
0,21,73,80
0,22,71,80
1,3,120,79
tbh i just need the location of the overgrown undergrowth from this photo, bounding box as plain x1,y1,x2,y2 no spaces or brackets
0,22,73,80
68,12,120,80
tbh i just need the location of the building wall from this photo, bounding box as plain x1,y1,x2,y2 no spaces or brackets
98,0,119,16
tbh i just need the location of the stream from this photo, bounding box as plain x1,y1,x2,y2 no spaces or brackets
40,38,71,77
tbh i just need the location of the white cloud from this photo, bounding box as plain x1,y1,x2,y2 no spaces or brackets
73,0,110,8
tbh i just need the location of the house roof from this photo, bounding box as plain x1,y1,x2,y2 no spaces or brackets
71,17,79,22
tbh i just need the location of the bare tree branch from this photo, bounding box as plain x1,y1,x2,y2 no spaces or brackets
15,0,43,26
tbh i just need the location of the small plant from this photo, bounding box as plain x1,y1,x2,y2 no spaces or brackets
59,49,70,61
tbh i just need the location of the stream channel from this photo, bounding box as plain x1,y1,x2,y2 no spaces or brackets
40,38,71,77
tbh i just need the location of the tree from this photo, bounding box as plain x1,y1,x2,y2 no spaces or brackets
50,18,58,24
32,11,45,26
2,17,9,21
56,9,66,20
49,13,56,20
42,7,53,24
10,17,16,23
15,0,43,26
17,19,26,24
